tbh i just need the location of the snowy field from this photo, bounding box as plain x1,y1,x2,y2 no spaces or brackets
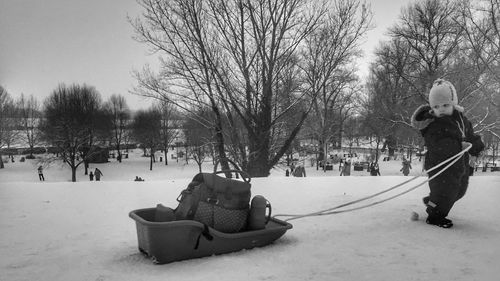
1,150,499,281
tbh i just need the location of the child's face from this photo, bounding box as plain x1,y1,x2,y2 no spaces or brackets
431,103,453,117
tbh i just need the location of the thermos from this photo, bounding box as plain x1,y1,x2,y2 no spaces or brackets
248,195,271,230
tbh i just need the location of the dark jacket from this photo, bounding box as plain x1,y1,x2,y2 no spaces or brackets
412,105,483,175
369,163,380,176
411,105,484,216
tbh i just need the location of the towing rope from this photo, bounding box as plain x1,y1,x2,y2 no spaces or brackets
274,143,472,222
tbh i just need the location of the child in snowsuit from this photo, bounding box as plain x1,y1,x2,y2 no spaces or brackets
411,79,484,228
400,158,412,176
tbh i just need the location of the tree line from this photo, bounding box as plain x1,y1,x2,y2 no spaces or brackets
0,84,191,181
1,0,498,179
129,0,498,176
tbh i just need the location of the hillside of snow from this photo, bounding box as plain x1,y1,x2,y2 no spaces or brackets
1,151,499,281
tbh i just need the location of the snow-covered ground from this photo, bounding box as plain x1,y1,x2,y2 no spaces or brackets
1,151,499,281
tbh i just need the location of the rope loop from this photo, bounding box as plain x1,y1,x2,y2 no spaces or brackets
274,143,472,222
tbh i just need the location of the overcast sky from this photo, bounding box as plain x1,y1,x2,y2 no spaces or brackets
0,0,414,110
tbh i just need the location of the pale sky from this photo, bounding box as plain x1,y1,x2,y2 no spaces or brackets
0,0,414,110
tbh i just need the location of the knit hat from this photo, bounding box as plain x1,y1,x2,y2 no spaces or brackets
428,79,463,112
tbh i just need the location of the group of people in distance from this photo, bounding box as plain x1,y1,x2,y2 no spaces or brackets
37,166,103,182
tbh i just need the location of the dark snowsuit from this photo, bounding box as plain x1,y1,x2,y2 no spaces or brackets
412,105,484,218
369,163,380,176
292,166,306,177
400,160,412,176
94,168,103,181
37,166,45,181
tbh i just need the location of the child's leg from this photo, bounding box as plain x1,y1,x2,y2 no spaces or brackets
456,173,469,202
427,171,461,217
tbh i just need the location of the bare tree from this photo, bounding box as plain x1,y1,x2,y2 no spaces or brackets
131,108,161,171
131,0,350,176
458,0,500,143
459,0,500,84
184,111,212,172
104,94,130,163
363,38,423,153
0,86,17,168
154,99,180,165
130,0,234,173
209,0,330,176
17,94,41,159
300,0,371,170
389,0,464,97
40,84,107,182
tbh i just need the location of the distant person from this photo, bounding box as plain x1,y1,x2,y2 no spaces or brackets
89,171,94,181
340,160,351,176
94,168,103,181
400,158,412,176
285,169,290,177
292,165,306,177
37,165,45,181
370,162,380,176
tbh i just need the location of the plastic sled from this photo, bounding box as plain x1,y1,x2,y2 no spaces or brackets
129,207,293,264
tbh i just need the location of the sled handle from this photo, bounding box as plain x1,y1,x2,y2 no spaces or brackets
213,158,241,172
213,159,251,183
214,169,251,183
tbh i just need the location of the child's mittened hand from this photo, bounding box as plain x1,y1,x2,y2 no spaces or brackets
462,141,471,150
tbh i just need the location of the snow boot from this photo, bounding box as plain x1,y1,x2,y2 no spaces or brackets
426,216,453,228
425,206,453,228
422,196,430,206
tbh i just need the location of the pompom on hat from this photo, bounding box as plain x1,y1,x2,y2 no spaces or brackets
428,79,464,112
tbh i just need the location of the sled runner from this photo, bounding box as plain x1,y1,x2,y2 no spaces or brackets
129,207,292,264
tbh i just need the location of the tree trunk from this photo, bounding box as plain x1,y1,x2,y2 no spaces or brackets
375,138,381,163
246,132,271,177
323,141,328,172
84,161,89,175
246,153,270,177
117,143,122,163
29,145,34,158
71,167,77,182
0,153,4,168
214,124,230,173
164,147,169,165
150,154,153,171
